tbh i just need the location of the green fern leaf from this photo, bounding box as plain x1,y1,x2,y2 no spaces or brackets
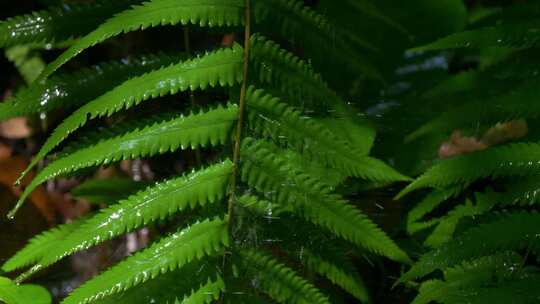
412,257,524,304
11,45,243,215
0,0,143,48
499,175,540,206
473,2,540,27
397,143,540,198
0,277,51,304
0,52,184,122
424,194,496,248
2,219,84,272
238,194,370,302
440,277,540,304
341,0,406,33
21,161,231,280
407,187,462,231
249,35,362,118
411,20,540,51
400,212,540,283
240,138,411,263
176,277,224,304
303,250,370,303
93,261,220,304
407,80,540,141
318,117,375,157
37,0,245,81
62,217,229,304
5,46,46,83
237,249,330,304
247,88,409,182
13,105,236,215
71,178,150,205
253,0,381,80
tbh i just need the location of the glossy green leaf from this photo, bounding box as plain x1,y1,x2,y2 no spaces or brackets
237,249,330,304
241,138,411,264
20,161,231,280
11,45,243,217
0,277,51,304
37,0,245,81
63,217,229,304
0,0,143,48
13,104,237,213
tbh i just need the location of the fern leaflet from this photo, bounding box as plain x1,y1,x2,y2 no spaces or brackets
0,277,51,304
0,52,184,122
253,0,381,79
400,212,540,283
241,138,411,263
19,161,231,281
397,143,540,198
11,45,243,215
37,0,245,81
2,219,84,272
237,249,330,304
62,217,229,304
13,104,236,213
247,87,408,182
0,0,143,48
411,20,540,51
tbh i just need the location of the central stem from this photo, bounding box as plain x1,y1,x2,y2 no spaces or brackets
227,0,251,232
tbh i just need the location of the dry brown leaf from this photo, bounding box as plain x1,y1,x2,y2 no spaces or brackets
0,117,33,139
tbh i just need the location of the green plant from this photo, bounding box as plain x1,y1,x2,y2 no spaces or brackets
0,0,412,303
391,2,540,303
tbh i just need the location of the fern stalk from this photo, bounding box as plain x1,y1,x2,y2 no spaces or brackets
227,0,251,233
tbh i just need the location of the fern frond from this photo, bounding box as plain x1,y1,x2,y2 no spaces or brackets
0,52,184,122
499,175,540,206
408,80,540,141
318,117,375,157
5,45,45,83
440,277,540,304
240,138,411,263
0,277,51,304
14,105,236,212
71,178,149,205
397,143,540,198
341,0,406,33
249,35,359,117
473,2,540,27
2,219,84,272
12,45,243,213
249,36,376,152
62,217,229,304
413,259,523,304
23,161,231,280
411,20,540,51
176,276,224,304
0,0,143,48
93,261,220,304
238,194,370,302
38,0,245,80
424,194,496,248
407,186,463,232
400,212,540,283
246,88,409,182
303,250,370,303
252,0,381,79
237,249,330,304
